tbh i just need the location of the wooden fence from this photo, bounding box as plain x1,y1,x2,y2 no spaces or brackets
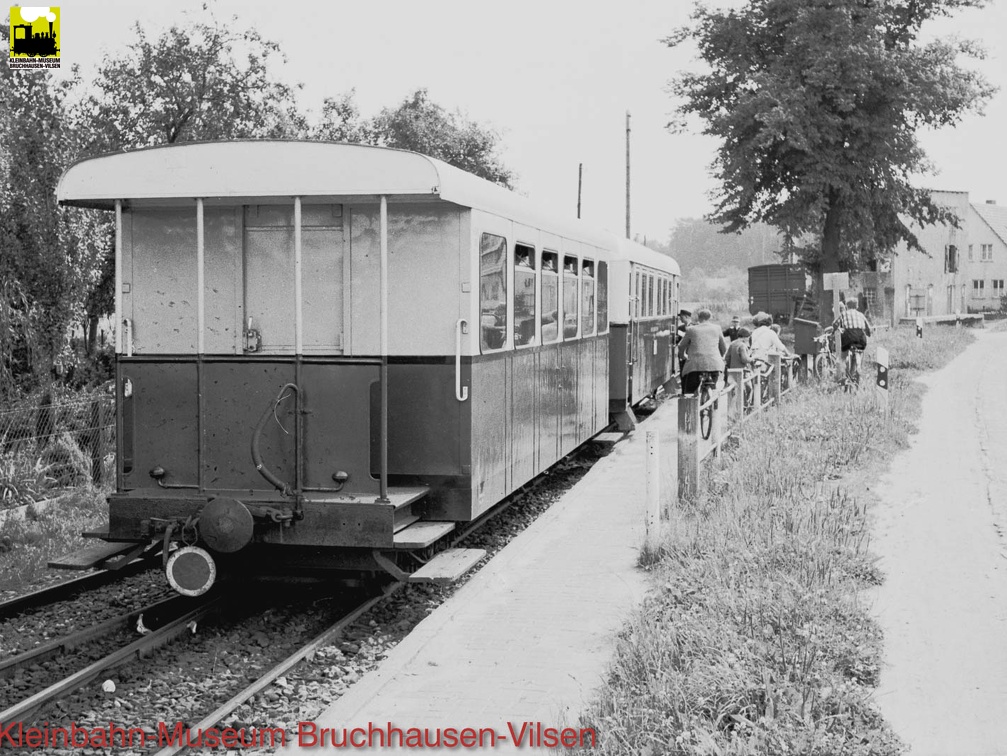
677,352,799,497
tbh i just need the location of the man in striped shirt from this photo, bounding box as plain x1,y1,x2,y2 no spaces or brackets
832,297,872,356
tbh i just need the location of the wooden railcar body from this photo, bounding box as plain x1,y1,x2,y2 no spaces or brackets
56,141,679,587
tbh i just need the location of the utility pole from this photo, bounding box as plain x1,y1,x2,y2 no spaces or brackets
577,162,583,219
625,111,631,239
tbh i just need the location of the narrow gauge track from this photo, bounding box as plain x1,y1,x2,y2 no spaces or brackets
0,594,198,681
150,586,400,756
6,423,635,750
0,557,154,620
0,596,219,723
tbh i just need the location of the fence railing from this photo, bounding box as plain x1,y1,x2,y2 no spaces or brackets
677,352,798,497
0,392,115,507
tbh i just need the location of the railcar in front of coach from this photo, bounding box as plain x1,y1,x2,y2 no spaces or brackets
607,240,681,422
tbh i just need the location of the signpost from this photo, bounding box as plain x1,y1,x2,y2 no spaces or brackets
876,346,889,415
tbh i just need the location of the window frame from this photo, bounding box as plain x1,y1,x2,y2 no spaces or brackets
540,250,561,344
562,254,580,341
478,232,509,353
513,242,537,349
581,259,596,337
597,261,609,335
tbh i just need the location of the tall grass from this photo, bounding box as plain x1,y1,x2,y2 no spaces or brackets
0,489,108,593
578,325,974,754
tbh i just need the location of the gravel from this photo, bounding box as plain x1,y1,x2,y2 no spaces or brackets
4,440,613,755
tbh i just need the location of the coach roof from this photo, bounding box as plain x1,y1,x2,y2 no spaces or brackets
57,140,617,249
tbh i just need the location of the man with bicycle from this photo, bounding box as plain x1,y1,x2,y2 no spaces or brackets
832,297,871,373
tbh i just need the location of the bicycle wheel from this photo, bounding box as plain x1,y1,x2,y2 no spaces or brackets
699,383,713,440
813,352,828,379
848,351,862,387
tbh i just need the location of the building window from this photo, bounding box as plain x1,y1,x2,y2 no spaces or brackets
945,245,958,273
514,244,536,348
973,279,985,298
981,244,994,262
993,279,1005,296
968,244,974,261
479,233,508,351
864,288,877,311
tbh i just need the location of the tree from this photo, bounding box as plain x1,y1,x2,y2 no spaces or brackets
0,40,110,396
367,89,515,188
82,12,306,153
668,0,995,316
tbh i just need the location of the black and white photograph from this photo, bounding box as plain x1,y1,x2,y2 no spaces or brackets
2,1,1006,753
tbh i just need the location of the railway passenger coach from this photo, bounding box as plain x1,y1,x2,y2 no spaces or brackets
55,141,680,594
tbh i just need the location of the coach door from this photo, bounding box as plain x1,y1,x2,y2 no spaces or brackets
242,204,345,354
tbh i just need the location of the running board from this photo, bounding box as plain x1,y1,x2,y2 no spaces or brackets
393,520,455,549
408,548,486,584
49,541,143,571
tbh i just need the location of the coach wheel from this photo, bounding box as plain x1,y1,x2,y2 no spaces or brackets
166,546,217,597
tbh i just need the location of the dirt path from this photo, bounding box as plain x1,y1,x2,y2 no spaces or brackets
872,328,1007,755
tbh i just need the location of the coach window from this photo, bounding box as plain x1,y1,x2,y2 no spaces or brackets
514,244,537,347
581,260,596,336
541,251,560,343
647,274,655,317
597,262,609,334
661,278,668,315
563,255,579,339
637,270,645,319
479,233,508,351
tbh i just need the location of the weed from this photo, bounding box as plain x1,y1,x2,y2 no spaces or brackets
577,326,973,755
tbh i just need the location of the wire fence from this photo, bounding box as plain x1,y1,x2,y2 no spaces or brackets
0,390,115,508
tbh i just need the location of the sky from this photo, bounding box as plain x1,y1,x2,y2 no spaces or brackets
50,0,1007,246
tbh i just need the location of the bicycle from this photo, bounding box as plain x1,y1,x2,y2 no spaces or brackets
695,371,720,441
842,346,864,392
749,358,775,406
812,327,837,379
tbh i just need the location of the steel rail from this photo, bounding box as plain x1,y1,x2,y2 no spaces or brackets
0,560,152,620
0,597,220,723
150,584,402,756
0,594,193,678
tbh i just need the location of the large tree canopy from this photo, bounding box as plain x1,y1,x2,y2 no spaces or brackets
368,89,515,188
668,0,995,280
83,16,305,153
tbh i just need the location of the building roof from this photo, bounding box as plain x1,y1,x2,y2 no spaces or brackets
57,140,621,250
972,201,1007,248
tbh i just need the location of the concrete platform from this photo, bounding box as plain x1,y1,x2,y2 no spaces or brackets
281,399,680,754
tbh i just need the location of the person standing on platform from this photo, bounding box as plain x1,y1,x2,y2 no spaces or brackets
723,315,742,341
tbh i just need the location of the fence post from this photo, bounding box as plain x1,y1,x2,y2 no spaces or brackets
678,394,700,498
711,389,724,457
662,394,679,512
727,369,744,424
644,431,661,552
769,353,782,405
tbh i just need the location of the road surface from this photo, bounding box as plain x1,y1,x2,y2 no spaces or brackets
872,327,1007,755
